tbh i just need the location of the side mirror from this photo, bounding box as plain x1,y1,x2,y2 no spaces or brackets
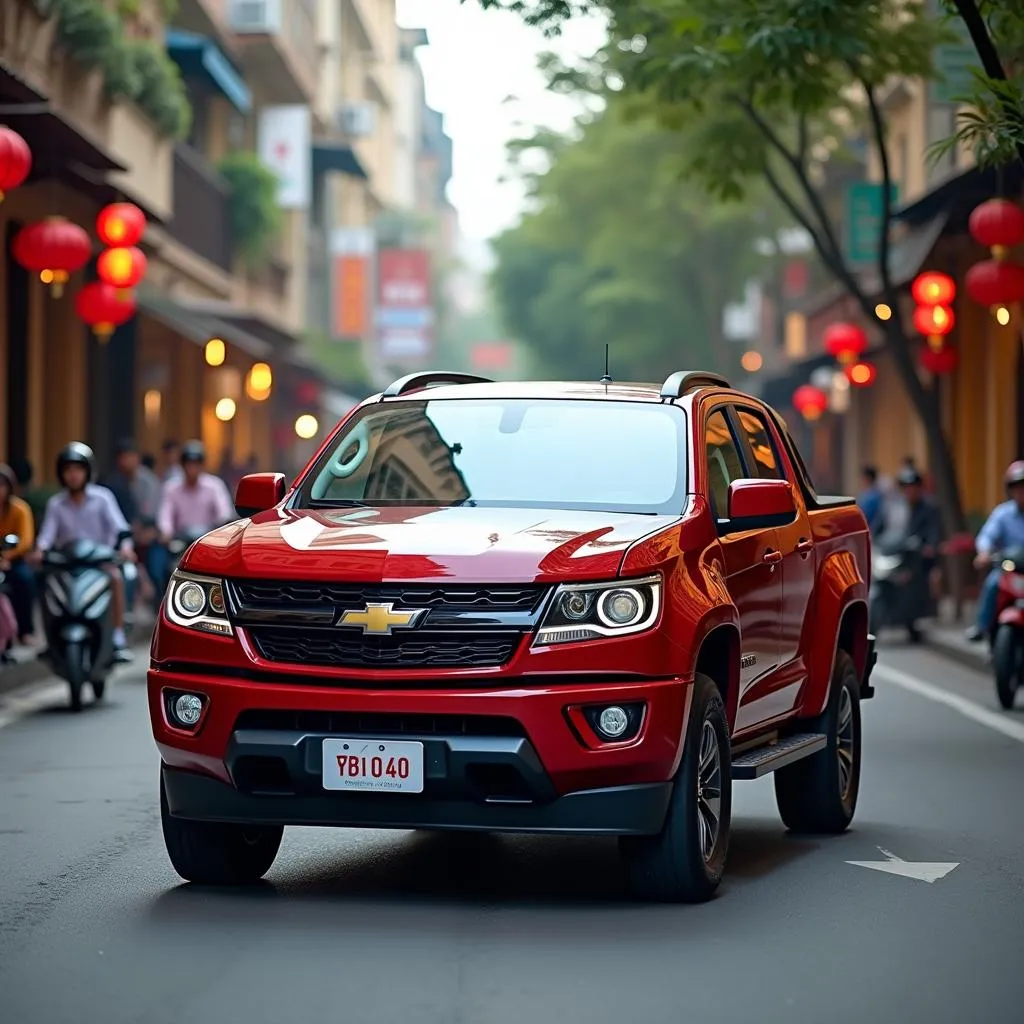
724,479,796,530
235,473,286,519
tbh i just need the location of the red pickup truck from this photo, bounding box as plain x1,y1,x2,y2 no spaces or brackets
149,370,876,903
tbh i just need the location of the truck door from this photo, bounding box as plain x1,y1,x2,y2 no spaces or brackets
704,408,783,710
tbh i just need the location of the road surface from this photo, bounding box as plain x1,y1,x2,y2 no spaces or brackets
0,643,1022,1024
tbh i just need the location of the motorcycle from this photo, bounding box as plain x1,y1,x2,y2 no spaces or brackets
988,547,1024,710
38,538,125,711
869,534,927,639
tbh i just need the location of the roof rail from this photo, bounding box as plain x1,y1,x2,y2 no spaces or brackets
659,370,731,400
380,371,494,399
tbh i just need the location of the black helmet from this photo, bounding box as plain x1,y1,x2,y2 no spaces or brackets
1006,460,1024,491
180,439,206,464
56,442,95,483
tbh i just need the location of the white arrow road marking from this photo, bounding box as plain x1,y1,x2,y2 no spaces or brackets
872,663,1024,745
846,846,959,883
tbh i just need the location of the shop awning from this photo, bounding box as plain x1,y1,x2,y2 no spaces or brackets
312,142,367,180
895,162,1024,230
136,292,272,359
166,30,251,113
0,104,126,176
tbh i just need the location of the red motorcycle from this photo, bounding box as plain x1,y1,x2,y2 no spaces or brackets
990,547,1024,709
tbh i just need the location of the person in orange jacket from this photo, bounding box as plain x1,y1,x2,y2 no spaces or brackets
0,462,36,645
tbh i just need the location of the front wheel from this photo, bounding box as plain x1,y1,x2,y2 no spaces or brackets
620,674,732,903
160,768,284,885
992,624,1022,711
64,642,85,712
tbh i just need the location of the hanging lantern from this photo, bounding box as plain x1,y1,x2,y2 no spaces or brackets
823,322,867,364
845,361,877,387
919,344,959,376
11,217,91,297
296,379,320,405
74,281,136,341
0,126,32,202
910,271,955,307
912,303,955,338
96,202,146,247
968,198,1024,258
97,245,147,297
792,384,828,421
965,258,1024,307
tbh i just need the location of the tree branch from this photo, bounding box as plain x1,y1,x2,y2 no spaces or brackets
862,81,896,303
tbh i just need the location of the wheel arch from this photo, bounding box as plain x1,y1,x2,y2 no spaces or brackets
692,622,741,731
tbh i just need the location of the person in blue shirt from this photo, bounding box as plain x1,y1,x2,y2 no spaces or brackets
966,460,1024,642
857,465,884,534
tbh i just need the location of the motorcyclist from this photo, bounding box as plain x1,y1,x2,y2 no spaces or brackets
0,461,36,644
965,459,1024,643
28,443,135,663
156,440,235,554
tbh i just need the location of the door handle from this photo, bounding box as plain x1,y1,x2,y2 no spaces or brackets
796,538,813,555
762,549,783,565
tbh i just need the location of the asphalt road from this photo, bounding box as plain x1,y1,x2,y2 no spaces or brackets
1,643,1022,1024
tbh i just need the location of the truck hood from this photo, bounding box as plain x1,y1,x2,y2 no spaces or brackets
186,505,681,583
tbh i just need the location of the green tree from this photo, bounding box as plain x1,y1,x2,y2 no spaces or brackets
490,97,771,382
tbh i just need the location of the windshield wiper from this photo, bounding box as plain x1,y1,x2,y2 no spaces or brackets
306,499,373,508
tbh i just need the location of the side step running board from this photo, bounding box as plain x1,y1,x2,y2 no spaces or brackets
731,733,826,780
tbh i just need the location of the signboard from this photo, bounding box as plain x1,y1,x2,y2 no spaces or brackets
844,182,899,267
333,256,369,338
376,248,433,363
931,45,978,104
257,105,311,209
470,342,513,370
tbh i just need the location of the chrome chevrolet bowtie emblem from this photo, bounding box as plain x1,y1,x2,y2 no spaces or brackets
336,602,428,635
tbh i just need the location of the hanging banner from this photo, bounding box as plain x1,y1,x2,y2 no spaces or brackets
257,105,311,210
376,248,434,363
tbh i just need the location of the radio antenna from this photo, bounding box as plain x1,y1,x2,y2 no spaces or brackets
600,343,612,384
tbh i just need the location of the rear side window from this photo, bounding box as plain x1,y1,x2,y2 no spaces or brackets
705,410,746,518
734,407,784,481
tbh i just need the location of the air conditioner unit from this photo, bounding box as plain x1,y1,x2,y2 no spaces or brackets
229,0,282,33
337,102,376,138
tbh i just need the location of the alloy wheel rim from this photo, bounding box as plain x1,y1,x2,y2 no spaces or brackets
836,687,855,804
696,719,722,863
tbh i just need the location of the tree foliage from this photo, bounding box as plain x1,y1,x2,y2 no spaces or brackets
490,97,773,382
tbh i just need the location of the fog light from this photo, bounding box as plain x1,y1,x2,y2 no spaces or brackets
598,705,629,738
173,693,203,727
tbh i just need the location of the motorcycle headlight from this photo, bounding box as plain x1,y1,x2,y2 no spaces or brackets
534,575,662,646
874,555,900,573
164,570,232,636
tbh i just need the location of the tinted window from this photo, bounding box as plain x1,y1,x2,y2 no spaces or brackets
705,410,746,518
297,398,688,515
735,408,784,480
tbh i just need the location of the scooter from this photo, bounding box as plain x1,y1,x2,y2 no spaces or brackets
988,547,1024,710
869,534,926,639
38,538,123,711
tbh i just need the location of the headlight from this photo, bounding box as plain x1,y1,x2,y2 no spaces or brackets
164,570,233,636
534,575,661,645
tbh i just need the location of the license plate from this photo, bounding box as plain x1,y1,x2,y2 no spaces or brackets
321,738,424,793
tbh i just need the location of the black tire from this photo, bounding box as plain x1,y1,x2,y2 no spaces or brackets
91,678,106,701
65,642,85,713
992,624,1022,711
774,650,861,833
620,674,731,903
160,768,284,885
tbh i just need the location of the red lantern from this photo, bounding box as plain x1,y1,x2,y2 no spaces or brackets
0,126,31,202
74,281,136,341
911,271,955,307
912,303,955,337
823,322,867,364
919,344,959,375
965,258,1024,307
792,384,828,421
97,245,147,297
296,379,320,405
11,217,91,297
845,361,877,387
968,198,1024,254
96,202,146,247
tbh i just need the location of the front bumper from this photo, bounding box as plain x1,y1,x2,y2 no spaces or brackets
162,764,673,836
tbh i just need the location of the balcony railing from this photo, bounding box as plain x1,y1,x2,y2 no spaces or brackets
168,143,233,272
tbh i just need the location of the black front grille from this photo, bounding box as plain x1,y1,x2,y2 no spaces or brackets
229,580,545,613
248,626,522,669
235,709,526,736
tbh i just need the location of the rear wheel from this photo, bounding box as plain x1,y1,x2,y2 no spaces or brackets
65,642,85,713
620,674,732,903
993,624,1022,711
160,768,284,885
774,650,861,833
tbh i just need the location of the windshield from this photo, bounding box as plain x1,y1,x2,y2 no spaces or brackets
295,398,688,515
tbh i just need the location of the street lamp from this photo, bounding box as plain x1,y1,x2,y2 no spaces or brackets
215,397,236,422
295,414,319,439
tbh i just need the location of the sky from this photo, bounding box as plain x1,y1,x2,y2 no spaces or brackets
395,0,607,248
